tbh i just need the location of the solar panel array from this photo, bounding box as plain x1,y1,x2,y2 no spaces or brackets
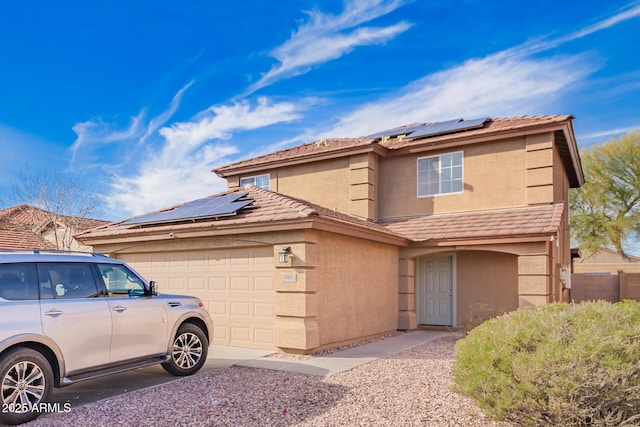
121,193,253,226
367,117,490,140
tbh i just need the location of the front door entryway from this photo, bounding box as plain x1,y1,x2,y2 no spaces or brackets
417,255,453,326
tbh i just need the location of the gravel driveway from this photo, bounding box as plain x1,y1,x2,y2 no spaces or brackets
27,336,512,427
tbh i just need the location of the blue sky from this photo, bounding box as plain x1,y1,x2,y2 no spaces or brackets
1,1,639,221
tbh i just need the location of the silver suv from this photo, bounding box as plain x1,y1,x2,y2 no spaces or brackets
0,250,214,425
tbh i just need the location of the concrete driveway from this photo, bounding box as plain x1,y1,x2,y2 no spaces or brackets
47,346,273,407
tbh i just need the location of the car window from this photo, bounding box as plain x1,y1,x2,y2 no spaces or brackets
97,263,146,296
37,263,99,299
0,263,39,300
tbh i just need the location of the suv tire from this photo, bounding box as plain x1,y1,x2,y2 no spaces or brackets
161,323,208,376
0,348,53,426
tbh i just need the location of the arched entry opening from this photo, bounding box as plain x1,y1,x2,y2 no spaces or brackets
415,250,519,328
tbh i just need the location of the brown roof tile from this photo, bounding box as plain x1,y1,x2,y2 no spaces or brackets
214,115,573,175
380,203,565,242
215,137,377,175
0,204,109,249
381,115,572,149
78,186,403,241
0,229,53,249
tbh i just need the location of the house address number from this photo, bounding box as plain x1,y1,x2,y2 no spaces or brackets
281,272,297,283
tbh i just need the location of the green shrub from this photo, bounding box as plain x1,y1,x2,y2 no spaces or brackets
453,300,640,426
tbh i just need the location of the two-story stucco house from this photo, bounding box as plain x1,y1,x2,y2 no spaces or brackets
77,115,584,353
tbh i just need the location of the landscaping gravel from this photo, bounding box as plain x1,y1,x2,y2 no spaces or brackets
27,336,512,427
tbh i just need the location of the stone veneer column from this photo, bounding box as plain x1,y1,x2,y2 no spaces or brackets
398,258,417,330
518,254,553,307
273,234,320,352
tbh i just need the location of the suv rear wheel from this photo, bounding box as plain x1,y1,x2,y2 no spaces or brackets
161,323,208,376
0,348,53,426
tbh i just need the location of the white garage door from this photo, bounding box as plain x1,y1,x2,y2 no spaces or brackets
119,247,275,349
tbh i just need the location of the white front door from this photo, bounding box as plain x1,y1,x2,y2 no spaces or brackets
417,255,453,326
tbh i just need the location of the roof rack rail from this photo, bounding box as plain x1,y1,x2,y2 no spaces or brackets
0,248,107,257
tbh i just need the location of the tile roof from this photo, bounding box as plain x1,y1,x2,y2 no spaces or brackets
380,203,565,242
215,137,376,176
0,204,109,249
381,115,573,149
215,115,573,175
77,186,403,241
0,228,53,249
577,248,640,263
78,186,565,247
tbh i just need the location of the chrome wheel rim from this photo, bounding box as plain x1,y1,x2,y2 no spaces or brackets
2,361,46,411
171,332,203,369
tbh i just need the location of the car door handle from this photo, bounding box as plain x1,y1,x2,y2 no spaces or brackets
112,305,127,312
44,309,64,316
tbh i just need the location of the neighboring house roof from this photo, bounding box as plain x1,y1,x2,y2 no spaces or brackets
380,203,565,243
215,115,583,188
0,228,53,249
576,248,640,264
573,248,640,274
76,186,407,245
0,204,109,249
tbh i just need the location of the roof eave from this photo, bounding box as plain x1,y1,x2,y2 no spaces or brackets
388,117,574,155
77,215,408,248
561,120,585,187
407,233,556,247
214,144,387,178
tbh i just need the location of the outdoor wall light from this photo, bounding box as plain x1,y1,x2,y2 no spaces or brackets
278,246,291,263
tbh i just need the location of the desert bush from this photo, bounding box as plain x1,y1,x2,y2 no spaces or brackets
453,300,640,426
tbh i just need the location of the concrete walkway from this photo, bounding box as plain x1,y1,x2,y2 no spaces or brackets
237,329,463,377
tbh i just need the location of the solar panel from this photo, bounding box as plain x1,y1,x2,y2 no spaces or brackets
407,117,489,139
367,117,490,140
121,193,252,226
366,124,426,139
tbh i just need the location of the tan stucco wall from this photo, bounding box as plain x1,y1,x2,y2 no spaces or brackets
231,153,378,220
230,158,354,215
378,137,529,219
313,230,398,346
455,251,519,327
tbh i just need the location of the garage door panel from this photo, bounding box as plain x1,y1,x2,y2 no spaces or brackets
230,302,250,316
255,276,275,292
188,277,206,290
231,326,251,345
214,324,228,342
119,248,275,350
209,301,227,316
254,329,273,346
255,302,274,318
209,277,227,291
230,277,250,291
169,277,186,290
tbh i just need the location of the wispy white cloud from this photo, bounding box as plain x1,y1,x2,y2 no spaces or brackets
505,2,640,56
139,80,193,144
102,97,305,217
561,2,640,42
246,0,411,94
70,81,195,167
316,2,640,138
320,51,593,138
70,112,145,165
580,125,640,142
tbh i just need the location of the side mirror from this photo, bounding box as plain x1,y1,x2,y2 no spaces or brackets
149,281,158,296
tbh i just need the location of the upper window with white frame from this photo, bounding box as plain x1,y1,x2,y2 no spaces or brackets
417,151,464,197
240,174,270,190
